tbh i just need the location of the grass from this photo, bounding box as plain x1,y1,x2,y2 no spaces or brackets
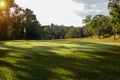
0,38,120,80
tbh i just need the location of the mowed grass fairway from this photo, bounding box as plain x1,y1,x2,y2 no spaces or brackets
0,38,120,80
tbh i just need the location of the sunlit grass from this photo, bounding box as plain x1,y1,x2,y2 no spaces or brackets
0,39,120,80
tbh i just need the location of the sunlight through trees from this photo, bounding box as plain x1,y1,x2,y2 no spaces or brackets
0,0,6,9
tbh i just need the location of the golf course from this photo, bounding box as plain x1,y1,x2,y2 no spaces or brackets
0,0,120,80
0,38,120,80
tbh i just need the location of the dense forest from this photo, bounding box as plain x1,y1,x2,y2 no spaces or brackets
0,0,120,40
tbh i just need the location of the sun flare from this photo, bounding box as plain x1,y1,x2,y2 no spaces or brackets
0,1,6,9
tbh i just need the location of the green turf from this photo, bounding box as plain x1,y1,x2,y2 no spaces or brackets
0,39,120,80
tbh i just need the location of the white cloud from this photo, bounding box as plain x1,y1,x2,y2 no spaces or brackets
15,0,109,26
72,0,107,4
73,0,109,18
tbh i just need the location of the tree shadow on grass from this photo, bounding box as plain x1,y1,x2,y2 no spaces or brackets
0,41,120,80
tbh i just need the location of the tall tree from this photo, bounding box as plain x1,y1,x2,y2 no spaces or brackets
82,15,92,26
0,0,16,40
108,0,120,39
22,8,43,40
0,0,43,40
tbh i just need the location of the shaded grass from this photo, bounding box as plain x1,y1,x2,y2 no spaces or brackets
0,39,120,80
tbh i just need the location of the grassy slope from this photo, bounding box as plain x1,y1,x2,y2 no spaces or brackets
0,38,120,80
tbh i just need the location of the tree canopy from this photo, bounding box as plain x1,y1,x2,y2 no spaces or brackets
0,0,120,40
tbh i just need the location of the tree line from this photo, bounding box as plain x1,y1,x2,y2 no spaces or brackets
0,0,120,40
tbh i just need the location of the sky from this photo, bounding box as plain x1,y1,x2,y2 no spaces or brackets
15,0,109,26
